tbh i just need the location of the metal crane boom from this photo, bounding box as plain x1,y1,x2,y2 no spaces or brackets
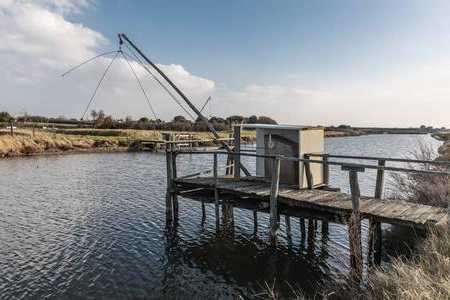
118,33,250,175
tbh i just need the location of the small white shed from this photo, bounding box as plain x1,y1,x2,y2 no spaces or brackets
242,124,325,188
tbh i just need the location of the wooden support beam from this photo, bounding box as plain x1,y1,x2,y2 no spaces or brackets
307,218,316,255
213,152,220,229
201,200,206,224
225,154,233,176
165,149,173,221
233,125,241,179
269,157,281,240
321,220,329,236
375,159,386,199
9,120,14,136
348,169,363,282
369,159,385,266
304,154,314,189
300,218,306,239
322,154,329,186
222,202,234,235
172,151,179,221
285,215,292,247
253,210,258,234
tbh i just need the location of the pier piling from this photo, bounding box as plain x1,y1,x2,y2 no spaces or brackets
213,152,220,229
165,148,174,221
233,126,241,179
269,157,281,241
345,165,364,281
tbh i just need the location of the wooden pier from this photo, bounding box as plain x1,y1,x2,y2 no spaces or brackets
175,176,448,228
163,128,450,281
135,135,233,152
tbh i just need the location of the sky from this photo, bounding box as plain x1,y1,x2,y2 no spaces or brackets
1,0,450,127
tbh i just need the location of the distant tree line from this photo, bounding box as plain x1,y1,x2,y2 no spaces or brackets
0,110,277,131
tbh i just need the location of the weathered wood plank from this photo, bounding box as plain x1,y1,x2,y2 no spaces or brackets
175,176,448,228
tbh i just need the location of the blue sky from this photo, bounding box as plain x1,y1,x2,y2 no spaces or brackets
75,1,448,86
2,0,450,126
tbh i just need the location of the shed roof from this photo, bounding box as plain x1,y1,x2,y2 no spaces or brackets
241,124,322,130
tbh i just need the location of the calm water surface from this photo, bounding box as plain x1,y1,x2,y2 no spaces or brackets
0,134,441,299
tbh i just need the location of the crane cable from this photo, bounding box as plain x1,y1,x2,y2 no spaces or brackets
62,44,197,121
119,51,158,120
121,43,196,120
61,50,119,77
80,51,120,120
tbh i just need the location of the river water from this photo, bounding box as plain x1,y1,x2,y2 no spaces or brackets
0,134,441,299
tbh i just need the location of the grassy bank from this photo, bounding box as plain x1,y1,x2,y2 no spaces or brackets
369,228,449,300
368,142,450,300
0,129,130,157
0,128,257,158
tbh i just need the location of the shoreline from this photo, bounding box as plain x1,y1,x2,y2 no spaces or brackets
0,129,437,160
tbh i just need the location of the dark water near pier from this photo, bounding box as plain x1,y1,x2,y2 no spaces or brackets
0,135,441,299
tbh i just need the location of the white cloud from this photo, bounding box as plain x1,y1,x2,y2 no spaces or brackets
209,62,450,128
0,0,106,82
0,0,215,120
1,0,449,127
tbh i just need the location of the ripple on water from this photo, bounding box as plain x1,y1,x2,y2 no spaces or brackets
0,134,440,299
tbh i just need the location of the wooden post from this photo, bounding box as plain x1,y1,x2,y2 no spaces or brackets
269,157,281,240
201,201,206,224
222,202,234,235
253,210,258,234
369,159,385,266
299,217,306,249
172,149,178,221
307,218,316,256
165,149,173,221
9,120,14,136
321,220,329,236
304,154,313,189
285,215,292,247
233,125,241,179
300,218,306,239
322,154,329,186
347,167,363,282
213,152,220,229
375,159,386,199
225,133,233,176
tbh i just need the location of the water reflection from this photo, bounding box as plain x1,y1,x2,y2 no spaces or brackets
163,199,341,298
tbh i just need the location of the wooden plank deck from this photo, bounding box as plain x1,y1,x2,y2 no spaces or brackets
175,176,449,228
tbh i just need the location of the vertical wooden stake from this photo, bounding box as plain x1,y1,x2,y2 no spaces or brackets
165,149,173,222
285,215,292,247
253,210,258,234
368,159,385,265
322,154,329,186
9,120,14,137
300,218,306,239
201,201,206,224
270,157,281,240
172,149,178,221
348,169,363,282
321,220,329,236
213,152,220,229
307,218,316,255
233,125,241,179
304,154,313,189
299,217,306,249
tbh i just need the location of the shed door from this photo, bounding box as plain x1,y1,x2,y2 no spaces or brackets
264,134,299,186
